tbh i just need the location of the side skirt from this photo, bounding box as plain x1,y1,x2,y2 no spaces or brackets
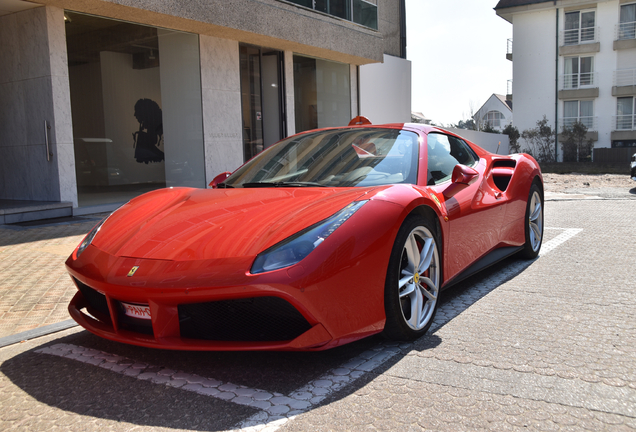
442,246,523,290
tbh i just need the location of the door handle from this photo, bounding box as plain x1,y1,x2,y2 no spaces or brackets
44,121,53,161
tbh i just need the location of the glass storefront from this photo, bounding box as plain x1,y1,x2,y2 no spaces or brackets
66,12,205,207
293,55,351,133
239,45,285,162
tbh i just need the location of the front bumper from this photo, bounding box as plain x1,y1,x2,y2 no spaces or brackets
66,238,392,351
68,286,334,351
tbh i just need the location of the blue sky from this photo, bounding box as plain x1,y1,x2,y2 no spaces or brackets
406,0,512,125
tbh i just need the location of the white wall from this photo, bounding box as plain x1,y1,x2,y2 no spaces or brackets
592,1,620,148
512,8,558,143
359,54,411,124
444,128,510,155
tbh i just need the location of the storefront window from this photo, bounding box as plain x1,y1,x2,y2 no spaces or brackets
285,0,377,30
66,12,205,207
293,55,351,133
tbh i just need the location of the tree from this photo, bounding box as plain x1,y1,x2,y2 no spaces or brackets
410,114,424,124
521,116,555,163
452,118,476,130
481,122,500,134
502,124,521,153
560,121,594,162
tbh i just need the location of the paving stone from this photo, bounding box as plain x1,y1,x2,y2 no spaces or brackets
2,193,636,432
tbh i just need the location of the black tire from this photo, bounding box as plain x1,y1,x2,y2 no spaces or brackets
519,182,544,259
383,214,442,341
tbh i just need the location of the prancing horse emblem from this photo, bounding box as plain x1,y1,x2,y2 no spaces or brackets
127,266,139,277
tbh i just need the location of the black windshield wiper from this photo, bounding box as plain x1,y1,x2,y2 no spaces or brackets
215,182,234,188
241,181,326,188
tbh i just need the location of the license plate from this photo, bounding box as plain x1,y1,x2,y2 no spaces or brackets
121,302,151,320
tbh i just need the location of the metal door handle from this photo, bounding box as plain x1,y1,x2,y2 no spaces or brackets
44,121,53,161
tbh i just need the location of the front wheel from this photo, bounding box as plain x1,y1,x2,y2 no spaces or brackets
520,183,544,259
383,215,441,340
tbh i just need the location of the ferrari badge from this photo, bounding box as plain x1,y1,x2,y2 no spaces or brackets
127,266,139,277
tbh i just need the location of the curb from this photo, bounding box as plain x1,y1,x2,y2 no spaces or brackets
0,320,78,349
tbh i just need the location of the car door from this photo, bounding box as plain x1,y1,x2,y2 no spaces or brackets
425,132,506,283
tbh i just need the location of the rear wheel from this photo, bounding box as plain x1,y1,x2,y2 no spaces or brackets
520,183,544,259
383,215,441,340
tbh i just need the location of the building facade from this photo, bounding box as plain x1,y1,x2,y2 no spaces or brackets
0,0,410,221
474,94,513,130
496,0,636,160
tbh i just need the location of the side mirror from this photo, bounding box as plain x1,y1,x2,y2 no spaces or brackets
209,172,231,188
443,165,479,198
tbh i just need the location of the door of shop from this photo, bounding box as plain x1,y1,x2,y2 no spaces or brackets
240,45,285,162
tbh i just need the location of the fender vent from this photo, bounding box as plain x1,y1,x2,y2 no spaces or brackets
491,160,516,192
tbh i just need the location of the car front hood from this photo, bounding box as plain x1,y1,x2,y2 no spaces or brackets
91,187,372,261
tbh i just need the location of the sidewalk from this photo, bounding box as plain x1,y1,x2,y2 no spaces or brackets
0,216,105,338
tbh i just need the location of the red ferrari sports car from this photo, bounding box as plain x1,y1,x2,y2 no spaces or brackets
66,122,543,351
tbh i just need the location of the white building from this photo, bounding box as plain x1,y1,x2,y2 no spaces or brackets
474,94,513,130
411,112,432,124
495,0,636,160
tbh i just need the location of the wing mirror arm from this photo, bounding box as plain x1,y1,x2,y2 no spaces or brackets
209,172,232,188
443,165,479,199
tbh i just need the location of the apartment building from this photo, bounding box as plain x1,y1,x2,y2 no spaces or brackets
495,0,636,160
0,0,410,222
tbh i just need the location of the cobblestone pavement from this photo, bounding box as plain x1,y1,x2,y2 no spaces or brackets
0,199,634,431
0,216,105,338
279,199,636,431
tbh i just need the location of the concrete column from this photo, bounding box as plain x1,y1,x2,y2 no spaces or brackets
199,35,243,182
284,50,296,137
350,64,359,120
0,6,77,206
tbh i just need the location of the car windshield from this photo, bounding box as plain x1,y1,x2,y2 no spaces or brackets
224,128,419,188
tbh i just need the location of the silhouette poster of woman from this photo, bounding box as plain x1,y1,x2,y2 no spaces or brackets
132,98,165,164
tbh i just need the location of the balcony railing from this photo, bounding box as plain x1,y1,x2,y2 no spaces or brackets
507,79,513,95
507,38,513,55
614,114,636,130
616,21,636,40
560,116,597,130
614,69,636,87
560,72,597,90
561,27,598,45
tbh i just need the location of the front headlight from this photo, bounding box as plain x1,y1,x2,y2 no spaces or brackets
251,200,368,274
76,217,108,257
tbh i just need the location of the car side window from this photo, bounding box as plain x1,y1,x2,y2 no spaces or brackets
426,133,478,185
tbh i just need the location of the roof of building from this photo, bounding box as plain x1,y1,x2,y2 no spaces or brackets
495,94,513,110
494,0,552,10
475,94,513,120
411,112,431,123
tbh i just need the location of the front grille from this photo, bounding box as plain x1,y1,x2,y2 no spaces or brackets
178,297,312,342
74,278,110,316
